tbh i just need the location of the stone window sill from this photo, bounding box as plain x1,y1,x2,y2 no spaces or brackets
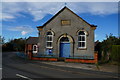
77,48,87,50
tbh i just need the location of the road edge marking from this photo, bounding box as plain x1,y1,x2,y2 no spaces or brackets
16,74,33,80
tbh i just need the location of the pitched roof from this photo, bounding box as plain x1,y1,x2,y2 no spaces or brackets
95,40,100,46
26,37,38,44
37,6,97,28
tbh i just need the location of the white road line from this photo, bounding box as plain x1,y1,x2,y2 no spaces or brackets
16,74,33,80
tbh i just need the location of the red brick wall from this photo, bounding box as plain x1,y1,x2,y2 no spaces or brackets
27,50,98,63
31,57,58,61
65,52,98,63
28,44,32,50
25,44,33,59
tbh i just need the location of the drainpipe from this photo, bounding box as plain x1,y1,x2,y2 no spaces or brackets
73,41,75,58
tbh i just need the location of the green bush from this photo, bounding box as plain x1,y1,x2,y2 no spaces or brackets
110,45,120,61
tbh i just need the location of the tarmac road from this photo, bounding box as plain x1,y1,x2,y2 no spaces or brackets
2,52,119,80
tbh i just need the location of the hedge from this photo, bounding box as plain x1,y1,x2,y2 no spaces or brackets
110,45,120,61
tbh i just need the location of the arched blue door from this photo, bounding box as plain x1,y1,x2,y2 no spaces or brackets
60,37,70,57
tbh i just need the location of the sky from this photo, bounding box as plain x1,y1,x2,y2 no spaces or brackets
1,2,118,42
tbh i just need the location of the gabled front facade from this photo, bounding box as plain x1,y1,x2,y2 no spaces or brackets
37,7,97,60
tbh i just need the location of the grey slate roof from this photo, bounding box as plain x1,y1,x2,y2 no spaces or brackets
26,37,38,44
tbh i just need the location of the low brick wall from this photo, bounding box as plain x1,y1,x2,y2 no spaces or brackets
65,52,98,63
28,52,98,63
31,57,58,61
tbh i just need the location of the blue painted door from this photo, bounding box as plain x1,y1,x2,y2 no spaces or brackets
60,43,70,57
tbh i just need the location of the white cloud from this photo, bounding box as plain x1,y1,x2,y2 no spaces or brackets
26,2,64,21
2,0,120,2
21,31,28,35
2,2,25,21
95,34,97,38
8,25,35,35
2,13,15,21
68,2,118,15
1,2,118,21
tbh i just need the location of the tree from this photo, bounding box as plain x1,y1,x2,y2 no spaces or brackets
0,36,5,45
2,38,27,52
95,33,120,63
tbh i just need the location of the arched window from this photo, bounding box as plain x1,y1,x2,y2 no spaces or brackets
46,31,53,48
78,31,86,48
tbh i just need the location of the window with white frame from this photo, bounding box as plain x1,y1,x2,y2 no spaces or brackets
33,45,38,54
46,31,53,48
78,31,86,48
33,45,37,51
